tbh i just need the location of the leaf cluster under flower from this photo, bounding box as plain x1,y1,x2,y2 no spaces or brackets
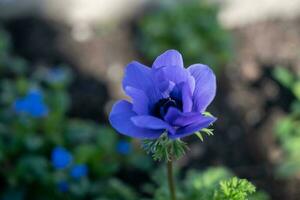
142,133,188,162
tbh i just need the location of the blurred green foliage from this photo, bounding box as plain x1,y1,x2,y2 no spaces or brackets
143,167,269,200
136,0,233,73
0,25,267,200
273,67,300,177
0,26,147,200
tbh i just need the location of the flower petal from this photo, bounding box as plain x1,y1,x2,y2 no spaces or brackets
131,115,175,133
160,81,176,98
164,81,193,113
125,86,149,115
188,64,216,112
153,65,195,111
182,82,193,112
109,100,163,139
164,107,208,127
153,49,184,69
122,61,162,105
122,61,151,91
153,65,189,85
169,116,216,139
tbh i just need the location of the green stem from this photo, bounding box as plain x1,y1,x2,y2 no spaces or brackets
167,159,176,200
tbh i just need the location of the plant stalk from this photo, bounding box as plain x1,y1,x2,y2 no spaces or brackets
167,159,176,200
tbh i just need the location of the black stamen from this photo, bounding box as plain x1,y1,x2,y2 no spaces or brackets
152,97,182,119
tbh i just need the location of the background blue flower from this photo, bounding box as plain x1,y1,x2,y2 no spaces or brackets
116,140,132,155
14,89,49,117
70,164,88,179
51,147,73,169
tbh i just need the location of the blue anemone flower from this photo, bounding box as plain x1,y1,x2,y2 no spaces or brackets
116,140,132,155
14,89,48,118
109,50,216,139
51,147,73,169
70,164,88,179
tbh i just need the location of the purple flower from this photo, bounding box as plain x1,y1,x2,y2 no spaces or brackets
51,147,73,169
14,89,48,118
116,140,132,155
70,164,88,179
109,50,216,139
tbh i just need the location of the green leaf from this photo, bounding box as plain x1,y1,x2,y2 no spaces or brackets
292,81,300,101
203,111,214,117
272,67,295,89
16,155,49,183
194,128,214,142
214,177,256,200
142,133,188,161
195,132,204,141
24,135,44,151
202,128,214,136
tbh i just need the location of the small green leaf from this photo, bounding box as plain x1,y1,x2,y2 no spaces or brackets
292,81,300,101
214,177,256,200
272,66,295,89
142,133,188,161
202,128,214,136
195,132,204,141
203,111,214,117
194,128,215,142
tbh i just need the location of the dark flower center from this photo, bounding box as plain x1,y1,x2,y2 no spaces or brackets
152,97,182,119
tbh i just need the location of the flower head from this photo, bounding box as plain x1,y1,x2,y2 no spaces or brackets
109,50,216,139
14,89,48,118
51,147,73,169
116,140,132,155
70,164,88,179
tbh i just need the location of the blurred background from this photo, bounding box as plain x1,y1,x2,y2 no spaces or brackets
0,0,300,199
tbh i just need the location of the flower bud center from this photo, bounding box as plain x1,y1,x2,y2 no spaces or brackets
153,97,182,119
